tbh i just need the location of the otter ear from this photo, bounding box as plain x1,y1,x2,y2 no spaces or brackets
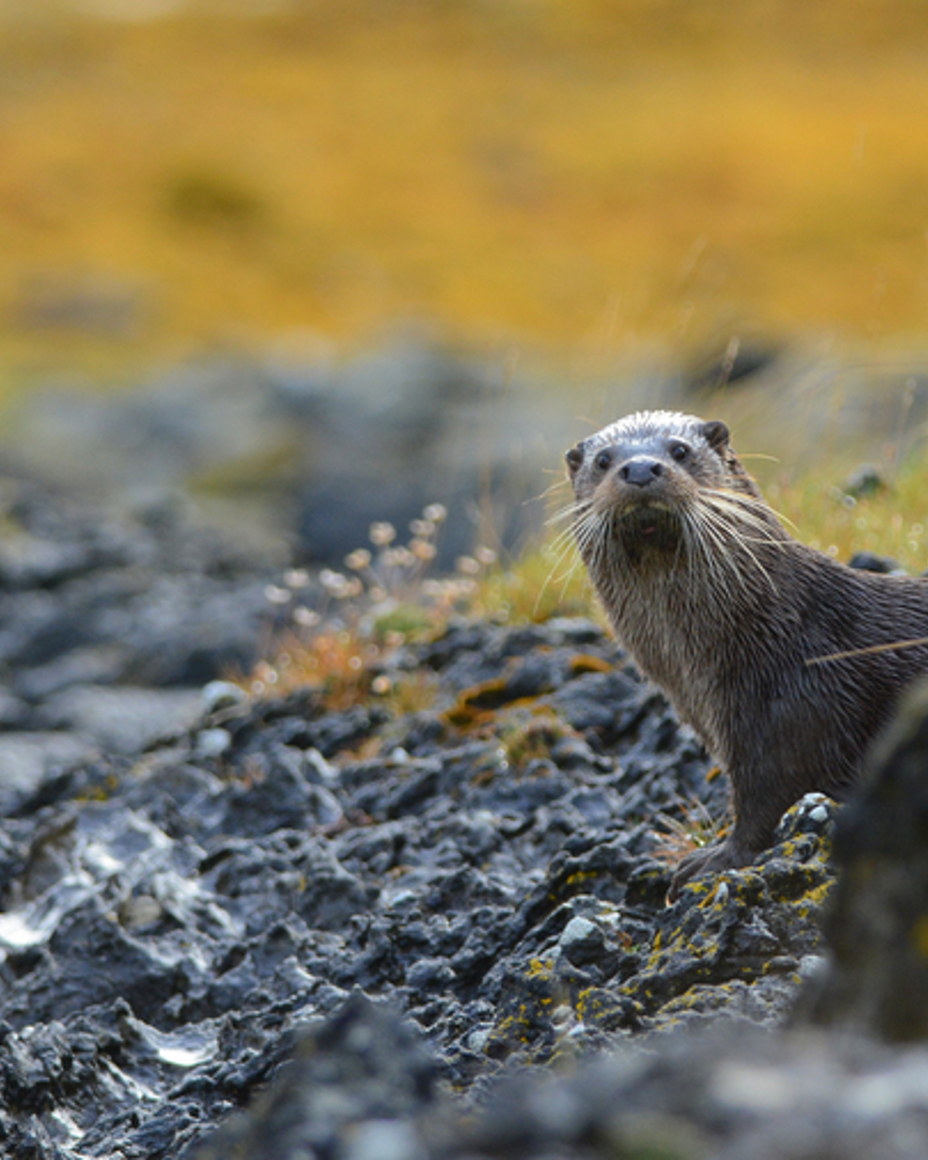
565,442,586,474
701,420,730,451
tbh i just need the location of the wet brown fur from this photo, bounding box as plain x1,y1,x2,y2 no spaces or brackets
565,410,928,899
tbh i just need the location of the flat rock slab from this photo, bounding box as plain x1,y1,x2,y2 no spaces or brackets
39,684,204,754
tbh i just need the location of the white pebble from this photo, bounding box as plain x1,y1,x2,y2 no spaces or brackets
560,916,598,948
345,1121,424,1160
797,953,829,981
201,680,247,713
194,728,232,759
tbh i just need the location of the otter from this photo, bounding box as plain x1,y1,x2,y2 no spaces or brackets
565,410,928,899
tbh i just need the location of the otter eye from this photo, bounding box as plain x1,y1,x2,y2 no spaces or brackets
668,441,689,463
594,449,613,472
565,445,584,474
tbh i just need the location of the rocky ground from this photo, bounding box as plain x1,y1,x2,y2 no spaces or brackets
0,453,926,1159
4,338,571,569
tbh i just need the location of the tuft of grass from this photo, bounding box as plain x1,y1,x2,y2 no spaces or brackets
651,798,731,866
164,168,267,232
377,670,440,718
244,503,503,709
767,454,928,574
470,540,599,625
249,630,373,711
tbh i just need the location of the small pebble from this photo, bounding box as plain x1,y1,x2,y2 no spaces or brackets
798,953,829,981
310,784,344,827
201,680,247,713
194,728,232,759
119,895,163,931
466,1027,492,1053
345,1120,425,1160
560,916,599,948
551,1003,576,1032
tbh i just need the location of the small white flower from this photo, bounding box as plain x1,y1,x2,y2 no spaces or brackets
283,568,310,589
410,538,437,561
264,584,291,604
345,548,372,570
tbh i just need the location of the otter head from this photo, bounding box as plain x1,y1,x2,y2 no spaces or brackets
564,411,759,568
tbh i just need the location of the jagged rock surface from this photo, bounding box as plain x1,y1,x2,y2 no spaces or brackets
0,589,835,1157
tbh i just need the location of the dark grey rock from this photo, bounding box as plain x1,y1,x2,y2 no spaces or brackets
848,550,902,574
5,340,566,567
805,678,928,1039
0,475,276,697
843,463,888,500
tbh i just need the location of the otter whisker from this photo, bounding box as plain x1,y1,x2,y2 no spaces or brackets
547,503,599,560
536,541,583,616
678,503,736,602
702,487,798,533
533,557,587,617
807,636,928,666
688,508,755,601
699,493,791,548
696,504,779,596
564,507,607,563
539,505,610,615
547,498,593,529
669,517,690,579
698,502,792,549
535,478,574,502
549,523,587,555
700,492,785,536
569,509,604,553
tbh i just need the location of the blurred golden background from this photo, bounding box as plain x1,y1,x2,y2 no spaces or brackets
3,0,928,390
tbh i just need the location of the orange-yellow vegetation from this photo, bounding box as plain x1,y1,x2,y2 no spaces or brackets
2,2,928,387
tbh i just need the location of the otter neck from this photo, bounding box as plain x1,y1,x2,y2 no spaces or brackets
587,524,792,680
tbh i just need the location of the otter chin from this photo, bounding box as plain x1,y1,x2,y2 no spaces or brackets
565,410,928,901
618,504,681,554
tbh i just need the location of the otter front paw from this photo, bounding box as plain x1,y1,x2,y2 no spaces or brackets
667,838,755,903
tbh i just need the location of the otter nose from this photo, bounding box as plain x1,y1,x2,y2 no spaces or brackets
619,457,663,487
